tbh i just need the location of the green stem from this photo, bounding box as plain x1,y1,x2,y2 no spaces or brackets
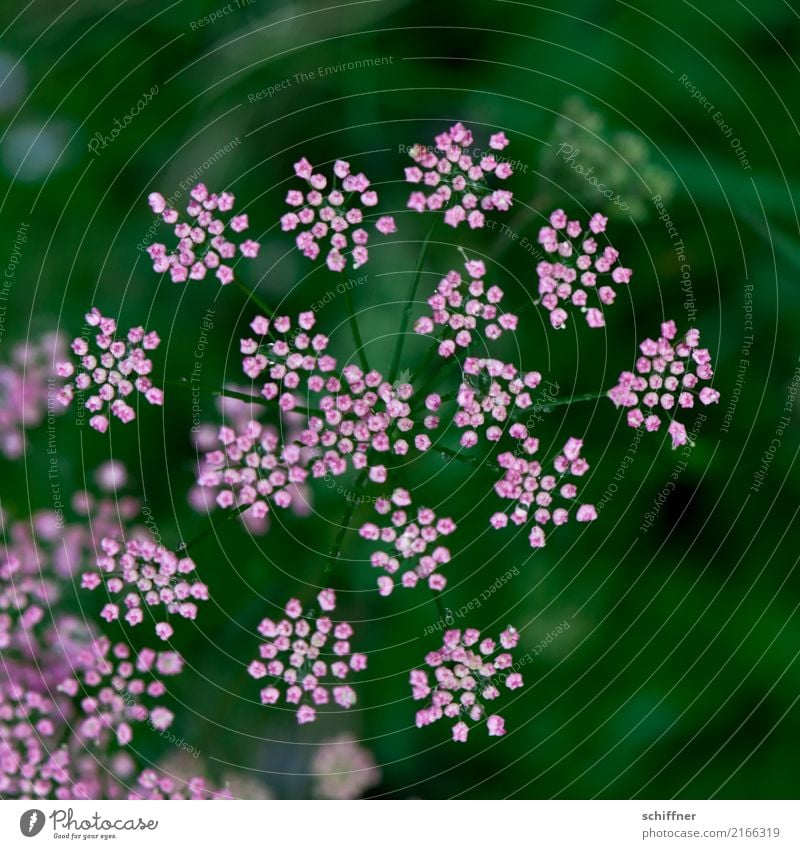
234,275,274,318
178,504,252,554
166,378,322,416
319,468,368,586
538,390,608,412
435,444,500,475
432,592,447,622
166,378,267,406
389,217,440,383
344,285,370,373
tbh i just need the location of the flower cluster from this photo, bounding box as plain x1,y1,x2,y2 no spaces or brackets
0,331,66,459
197,418,310,525
406,123,513,228
414,257,518,353
131,769,233,800
146,183,260,284
454,357,543,446
282,158,396,271
536,210,633,329
607,321,719,448
57,637,184,748
190,390,311,535
55,308,163,433
239,313,439,483
248,591,366,724
359,488,456,596
310,734,381,800
81,536,208,638
0,681,69,798
491,436,597,547
411,626,522,741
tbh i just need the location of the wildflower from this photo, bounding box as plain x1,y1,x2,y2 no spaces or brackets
454,357,542,445
248,590,366,723
57,636,184,747
536,210,633,329
146,184,260,285
54,308,163,433
0,331,67,459
81,537,207,638
310,734,382,799
359,488,456,595
414,256,518,350
197,418,310,524
238,313,439,486
607,322,719,448
490,436,597,547
282,158,395,271
131,768,233,800
411,626,521,740
0,681,69,798
405,123,513,228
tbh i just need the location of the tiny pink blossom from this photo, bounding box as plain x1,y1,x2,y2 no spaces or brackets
405,123,514,229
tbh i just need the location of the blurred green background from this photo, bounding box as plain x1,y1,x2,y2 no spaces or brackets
1,0,799,799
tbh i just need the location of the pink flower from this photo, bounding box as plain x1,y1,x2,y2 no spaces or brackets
411,626,523,741
146,185,259,285
57,637,183,748
155,622,173,641
404,123,514,229
360,488,456,595
235,313,441,488
414,257,518,351
487,715,506,736
536,210,632,329
310,734,381,800
0,682,66,797
453,357,542,443
283,158,395,271
452,721,469,742
607,324,718,449
54,308,164,430
82,537,207,638
491,436,595,548
0,331,67,459
249,594,365,723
